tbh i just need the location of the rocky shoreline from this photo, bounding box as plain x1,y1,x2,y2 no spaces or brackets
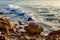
0,16,60,40
0,30,60,40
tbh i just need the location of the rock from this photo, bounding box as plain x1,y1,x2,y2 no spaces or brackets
15,24,17,26
0,12,4,14
0,16,15,34
24,22,43,35
48,30,60,36
27,17,33,21
48,30,60,40
0,36,5,40
24,36,36,40
18,21,23,25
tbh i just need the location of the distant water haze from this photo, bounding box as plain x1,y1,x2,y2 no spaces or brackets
0,0,60,12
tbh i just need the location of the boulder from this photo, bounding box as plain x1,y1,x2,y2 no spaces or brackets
47,30,60,40
0,16,15,33
24,22,43,35
48,30,60,36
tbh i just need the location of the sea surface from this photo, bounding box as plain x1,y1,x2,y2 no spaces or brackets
0,2,60,35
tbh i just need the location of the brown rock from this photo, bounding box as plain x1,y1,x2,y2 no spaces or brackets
48,30,60,36
0,16,15,34
48,30,60,40
24,22,43,35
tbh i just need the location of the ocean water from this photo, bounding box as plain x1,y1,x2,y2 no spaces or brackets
0,3,60,35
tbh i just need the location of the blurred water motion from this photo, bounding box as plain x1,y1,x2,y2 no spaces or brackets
0,1,60,35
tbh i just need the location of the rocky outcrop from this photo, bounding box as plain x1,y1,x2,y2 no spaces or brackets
48,30,60,36
24,22,43,35
0,16,15,34
47,30,60,40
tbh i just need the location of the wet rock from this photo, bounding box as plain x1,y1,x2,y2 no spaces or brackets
15,24,17,26
24,22,43,35
0,12,4,14
27,17,33,21
58,20,60,23
18,21,23,25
